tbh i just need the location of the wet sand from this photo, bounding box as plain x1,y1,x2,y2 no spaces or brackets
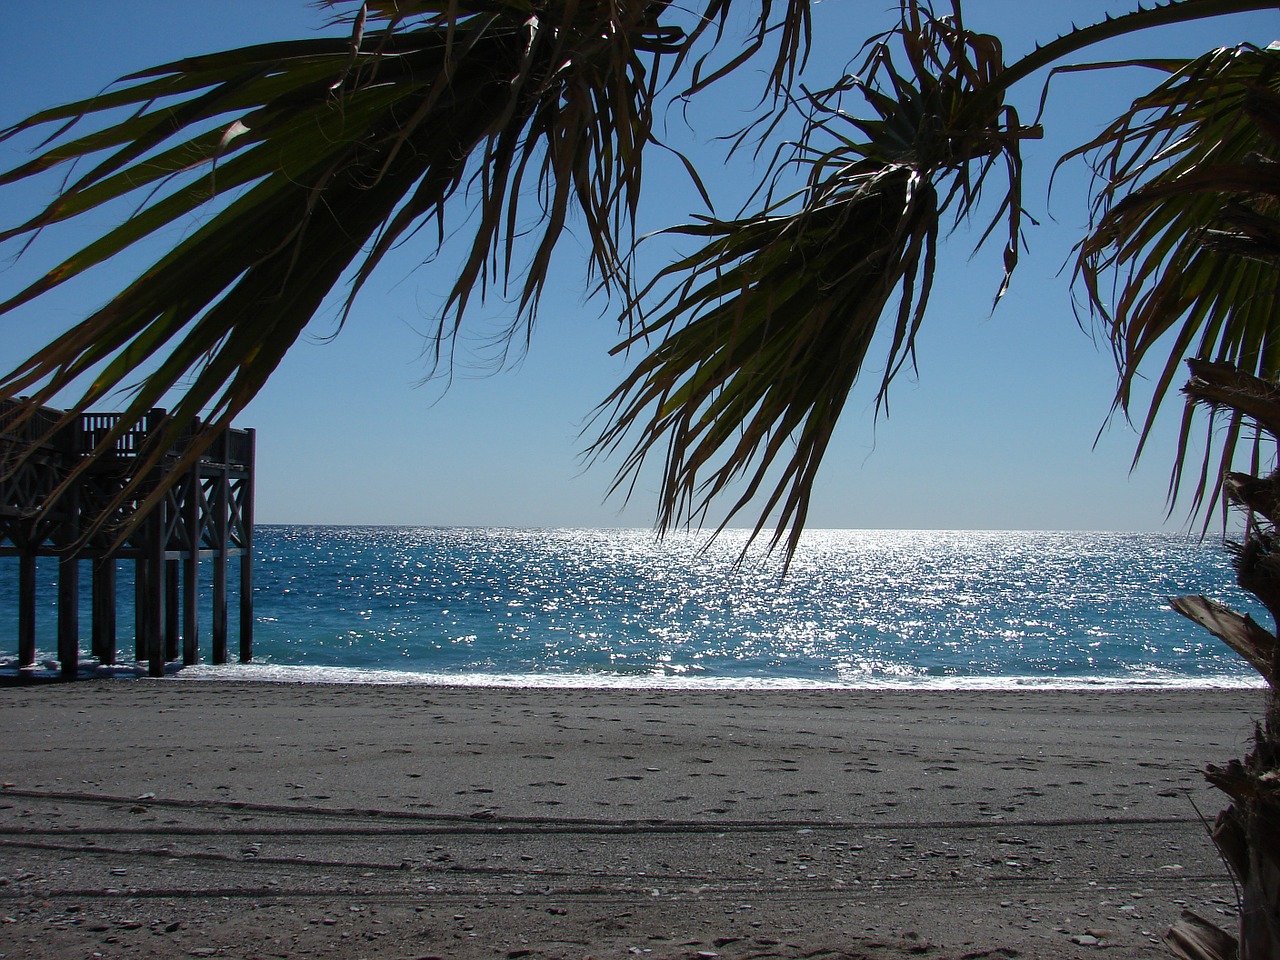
0,682,1264,959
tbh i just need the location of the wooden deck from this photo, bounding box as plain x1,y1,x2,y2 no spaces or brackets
0,401,254,679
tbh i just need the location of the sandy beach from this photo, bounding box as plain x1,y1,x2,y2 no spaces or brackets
0,683,1264,959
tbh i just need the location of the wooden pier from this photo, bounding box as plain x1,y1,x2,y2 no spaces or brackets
1,402,254,679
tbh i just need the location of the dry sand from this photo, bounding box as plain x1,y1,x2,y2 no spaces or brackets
0,682,1265,959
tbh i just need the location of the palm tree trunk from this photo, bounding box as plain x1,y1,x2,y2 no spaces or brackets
1201,694,1280,959
1166,663,1280,960
1167,362,1280,960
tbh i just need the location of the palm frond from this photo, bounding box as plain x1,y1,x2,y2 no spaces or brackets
1073,43,1280,520
0,0,811,541
591,2,1039,562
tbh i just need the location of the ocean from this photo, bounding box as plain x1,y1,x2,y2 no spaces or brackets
4,526,1262,688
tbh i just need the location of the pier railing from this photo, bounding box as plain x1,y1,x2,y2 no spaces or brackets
1,403,253,465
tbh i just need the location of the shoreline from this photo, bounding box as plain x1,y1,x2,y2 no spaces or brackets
1,683,1264,959
1,658,1268,690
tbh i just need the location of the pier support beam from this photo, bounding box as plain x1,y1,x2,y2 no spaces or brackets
57,554,79,679
165,559,180,662
92,559,117,665
213,551,228,665
213,469,229,665
239,553,253,663
183,470,200,665
134,560,147,663
239,435,254,663
146,514,165,678
183,556,199,666
18,553,36,668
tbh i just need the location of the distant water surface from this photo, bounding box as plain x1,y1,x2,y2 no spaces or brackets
2,527,1266,688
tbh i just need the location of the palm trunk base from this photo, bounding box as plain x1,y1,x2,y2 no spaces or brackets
1205,698,1280,960
1167,909,1239,960
1165,695,1280,960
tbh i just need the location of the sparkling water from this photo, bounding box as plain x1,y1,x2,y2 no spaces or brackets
2,526,1267,687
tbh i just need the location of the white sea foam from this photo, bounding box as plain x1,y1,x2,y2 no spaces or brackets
170,661,1266,691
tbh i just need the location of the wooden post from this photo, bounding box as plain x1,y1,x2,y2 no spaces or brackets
183,468,200,665
18,553,36,668
164,558,180,662
55,415,82,678
134,558,147,663
146,515,165,678
212,471,228,665
57,418,83,679
183,555,200,665
92,558,117,665
57,552,79,679
238,429,255,664
238,553,253,664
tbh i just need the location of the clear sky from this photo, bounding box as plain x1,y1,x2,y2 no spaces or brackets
2,2,1278,532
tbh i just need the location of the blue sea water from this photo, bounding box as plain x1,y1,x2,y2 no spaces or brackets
1,526,1269,688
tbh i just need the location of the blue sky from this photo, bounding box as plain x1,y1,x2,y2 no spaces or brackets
2,2,1278,532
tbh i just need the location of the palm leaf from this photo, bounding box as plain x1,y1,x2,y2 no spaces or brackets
595,0,1280,561
0,0,813,541
1073,43,1280,520
591,3,1037,562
